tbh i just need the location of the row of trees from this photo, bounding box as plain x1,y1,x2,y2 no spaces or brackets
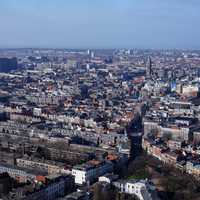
93,183,139,200
125,153,200,200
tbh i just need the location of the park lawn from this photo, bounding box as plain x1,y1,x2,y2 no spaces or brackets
127,169,150,180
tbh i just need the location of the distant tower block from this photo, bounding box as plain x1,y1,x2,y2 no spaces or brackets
146,57,152,79
87,49,90,55
86,64,90,71
91,51,95,58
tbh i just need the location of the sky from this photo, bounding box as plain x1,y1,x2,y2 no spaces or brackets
0,0,200,49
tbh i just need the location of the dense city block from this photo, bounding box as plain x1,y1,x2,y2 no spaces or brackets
1,48,200,199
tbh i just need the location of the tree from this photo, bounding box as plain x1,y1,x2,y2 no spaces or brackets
162,132,172,141
93,183,116,200
147,128,158,140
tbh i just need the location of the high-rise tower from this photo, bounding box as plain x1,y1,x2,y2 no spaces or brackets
146,57,152,79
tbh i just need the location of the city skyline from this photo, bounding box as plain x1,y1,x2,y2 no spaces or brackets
0,0,200,49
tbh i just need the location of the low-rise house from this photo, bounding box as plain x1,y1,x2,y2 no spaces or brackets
161,151,180,165
16,157,69,175
142,138,180,166
167,140,183,150
186,161,200,177
5,174,74,200
0,164,47,183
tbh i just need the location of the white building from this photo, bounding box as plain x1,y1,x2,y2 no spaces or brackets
72,160,113,185
113,179,158,200
98,173,119,184
33,108,42,116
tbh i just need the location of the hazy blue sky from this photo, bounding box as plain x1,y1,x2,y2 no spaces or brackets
0,0,200,49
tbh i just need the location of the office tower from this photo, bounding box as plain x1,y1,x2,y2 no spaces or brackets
146,57,152,79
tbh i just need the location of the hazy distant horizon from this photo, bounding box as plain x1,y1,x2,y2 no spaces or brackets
1,0,200,49
0,46,200,51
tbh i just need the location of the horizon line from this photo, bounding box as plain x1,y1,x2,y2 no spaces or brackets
0,47,200,51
